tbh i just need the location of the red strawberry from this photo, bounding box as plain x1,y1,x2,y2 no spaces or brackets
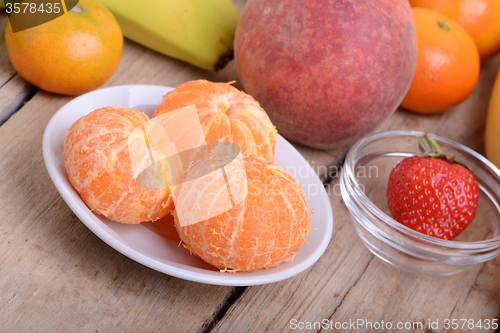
387,135,479,240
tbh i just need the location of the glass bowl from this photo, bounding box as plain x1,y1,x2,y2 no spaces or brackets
340,130,500,276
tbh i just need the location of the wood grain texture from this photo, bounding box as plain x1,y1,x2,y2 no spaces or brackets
0,75,37,126
0,89,236,332
0,6,236,331
0,2,336,331
0,13,16,87
212,55,500,333
374,53,500,154
0,13,37,126
212,180,373,333
4,0,500,331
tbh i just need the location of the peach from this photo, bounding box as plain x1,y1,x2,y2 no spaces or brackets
235,0,417,148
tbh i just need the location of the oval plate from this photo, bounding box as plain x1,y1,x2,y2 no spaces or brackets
42,85,333,286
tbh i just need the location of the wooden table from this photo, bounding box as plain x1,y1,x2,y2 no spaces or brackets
1,2,500,331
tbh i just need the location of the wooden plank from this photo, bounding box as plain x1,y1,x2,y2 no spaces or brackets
328,54,500,331
0,12,16,87
373,54,500,154
0,28,238,333
0,75,37,126
325,250,495,333
212,54,500,332
211,181,373,333
0,12,37,126
0,79,235,333
0,5,244,333
0,3,336,174
0,6,335,333
448,258,500,328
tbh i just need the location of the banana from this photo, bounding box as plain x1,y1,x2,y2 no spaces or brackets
95,0,239,71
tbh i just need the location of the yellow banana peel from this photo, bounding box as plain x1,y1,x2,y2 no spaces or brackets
485,68,500,168
95,0,239,71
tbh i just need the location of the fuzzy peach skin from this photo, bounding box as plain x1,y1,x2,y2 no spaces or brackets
234,0,417,149
64,107,173,224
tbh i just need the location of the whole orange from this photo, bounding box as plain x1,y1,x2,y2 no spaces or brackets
401,8,480,114
5,0,123,95
410,0,500,61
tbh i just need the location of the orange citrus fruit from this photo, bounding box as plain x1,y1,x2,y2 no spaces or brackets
5,0,123,95
154,80,277,163
173,153,310,272
64,107,173,224
410,0,500,61
401,8,480,114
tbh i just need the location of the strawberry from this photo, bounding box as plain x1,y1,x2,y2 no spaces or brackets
387,134,479,240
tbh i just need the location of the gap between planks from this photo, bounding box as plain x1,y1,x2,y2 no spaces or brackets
316,256,374,333
197,148,349,333
197,287,247,333
0,75,38,127
198,136,500,332
0,67,344,332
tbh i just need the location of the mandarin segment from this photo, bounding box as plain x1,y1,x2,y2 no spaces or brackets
64,107,173,224
172,154,311,272
153,80,277,163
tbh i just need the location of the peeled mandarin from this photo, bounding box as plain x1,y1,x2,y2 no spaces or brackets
64,107,173,224
153,80,277,163
173,154,310,272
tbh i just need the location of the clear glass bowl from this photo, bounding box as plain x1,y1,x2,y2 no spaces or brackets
340,130,500,275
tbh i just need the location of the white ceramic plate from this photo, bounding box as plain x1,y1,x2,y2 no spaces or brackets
42,85,333,286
